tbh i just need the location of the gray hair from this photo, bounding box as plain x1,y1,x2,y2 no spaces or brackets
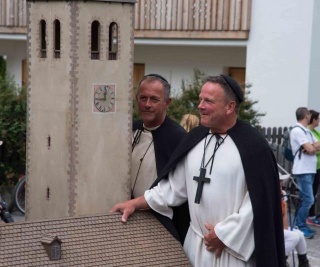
137,74,171,100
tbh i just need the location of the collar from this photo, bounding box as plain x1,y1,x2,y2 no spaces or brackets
143,124,160,131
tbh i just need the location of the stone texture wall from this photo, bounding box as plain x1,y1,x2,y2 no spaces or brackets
26,1,134,220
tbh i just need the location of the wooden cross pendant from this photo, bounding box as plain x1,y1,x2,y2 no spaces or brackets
193,167,211,204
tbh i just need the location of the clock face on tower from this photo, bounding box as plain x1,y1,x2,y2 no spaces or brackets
93,84,116,113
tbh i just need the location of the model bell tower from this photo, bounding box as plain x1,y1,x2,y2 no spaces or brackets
26,0,135,220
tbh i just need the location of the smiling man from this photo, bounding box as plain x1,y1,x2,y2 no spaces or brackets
131,74,187,242
114,75,285,267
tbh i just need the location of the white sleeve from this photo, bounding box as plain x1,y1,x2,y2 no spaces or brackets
214,192,255,261
144,159,188,219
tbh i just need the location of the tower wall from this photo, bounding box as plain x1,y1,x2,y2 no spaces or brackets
26,1,134,220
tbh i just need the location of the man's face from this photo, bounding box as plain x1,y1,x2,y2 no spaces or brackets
136,80,171,128
198,82,230,130
305,111,311,124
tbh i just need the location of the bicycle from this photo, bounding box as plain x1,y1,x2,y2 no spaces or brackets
278,163,300,227
9,176,26,214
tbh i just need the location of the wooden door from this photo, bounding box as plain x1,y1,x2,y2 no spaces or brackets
133,63,145,90
229,67,246,89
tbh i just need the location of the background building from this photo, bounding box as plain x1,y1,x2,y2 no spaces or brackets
1,0,320,127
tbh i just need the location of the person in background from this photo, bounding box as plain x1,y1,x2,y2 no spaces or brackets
180,114,200,132
290,107,320,238
281,186,310,267
112,75,285,267
307,109,320,227
132,73,188,242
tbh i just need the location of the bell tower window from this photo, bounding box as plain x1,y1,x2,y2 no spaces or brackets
40,20,47,58
108,22,118,60
91,20,100,60
54,20,61,58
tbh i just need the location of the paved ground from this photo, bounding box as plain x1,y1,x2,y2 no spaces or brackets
286,223,320,267
303,225,320,267
9,210,320,266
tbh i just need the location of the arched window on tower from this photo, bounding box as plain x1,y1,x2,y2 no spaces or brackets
91,20,100,60
40,20,47,58
54,19,61,58
108,22,118,60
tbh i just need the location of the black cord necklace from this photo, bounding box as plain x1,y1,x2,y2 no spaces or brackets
193,133,228,204
201,133,228,174
132,129,143,151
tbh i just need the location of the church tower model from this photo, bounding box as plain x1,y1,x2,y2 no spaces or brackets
26,0,135,220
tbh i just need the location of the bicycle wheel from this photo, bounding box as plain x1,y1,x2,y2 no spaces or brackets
14,176,26,214
286,177,300,212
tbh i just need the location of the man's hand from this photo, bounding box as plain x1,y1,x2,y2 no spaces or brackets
110,200,136,222
203,223,226,258
110,195,149,223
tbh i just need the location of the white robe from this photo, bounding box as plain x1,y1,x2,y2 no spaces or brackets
145,135,256,267
131,129,157,197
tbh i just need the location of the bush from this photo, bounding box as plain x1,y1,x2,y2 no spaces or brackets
0,63,26,187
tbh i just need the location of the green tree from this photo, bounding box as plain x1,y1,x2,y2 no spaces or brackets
238,84,265,127
0,70,26,187
167,69,205,122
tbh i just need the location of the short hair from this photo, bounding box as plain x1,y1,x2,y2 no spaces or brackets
296,107,309,121
137,74,171,100
205,75,242,113
309,109,319,124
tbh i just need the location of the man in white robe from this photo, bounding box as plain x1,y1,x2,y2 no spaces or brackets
146,134,255,266
111,75,285,267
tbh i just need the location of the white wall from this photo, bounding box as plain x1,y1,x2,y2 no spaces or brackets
134,45,246,97
308,0,320,112
246,0,315,127
0,39,27,87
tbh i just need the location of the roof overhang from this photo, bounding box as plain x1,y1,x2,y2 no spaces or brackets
0,33,27,41
134,38,247,47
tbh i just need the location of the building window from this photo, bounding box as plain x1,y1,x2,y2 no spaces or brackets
41,235,62,261
108,22,118,60
51,242,61,260
54,20,61,58
91,20,100,60
40,20,47,58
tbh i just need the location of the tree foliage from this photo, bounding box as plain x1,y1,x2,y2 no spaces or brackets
0,58,26,186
